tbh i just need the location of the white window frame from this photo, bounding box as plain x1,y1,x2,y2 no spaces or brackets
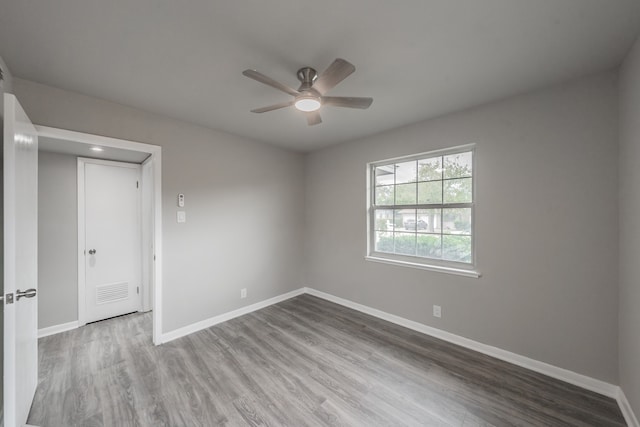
365,144,480,278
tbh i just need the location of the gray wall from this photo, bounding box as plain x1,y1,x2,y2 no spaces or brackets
619,35,640,416
14,78,306,333
38,151,77,328
304,72,620,383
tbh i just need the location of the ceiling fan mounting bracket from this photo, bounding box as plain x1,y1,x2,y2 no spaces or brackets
296,67,318,91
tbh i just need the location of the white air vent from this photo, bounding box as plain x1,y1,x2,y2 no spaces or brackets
96,282,128,305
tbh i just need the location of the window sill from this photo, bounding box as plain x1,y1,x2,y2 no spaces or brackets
364,255,481,278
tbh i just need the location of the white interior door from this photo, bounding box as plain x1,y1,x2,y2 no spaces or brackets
80,159,141,324
3,94,38,427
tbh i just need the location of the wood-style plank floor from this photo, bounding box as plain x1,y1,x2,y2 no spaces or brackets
28,294,625,426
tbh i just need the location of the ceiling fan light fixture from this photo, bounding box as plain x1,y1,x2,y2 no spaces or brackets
243,58,372,125
294,96,321,112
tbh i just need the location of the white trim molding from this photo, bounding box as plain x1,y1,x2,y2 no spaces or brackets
303,287,619,399
38,321,79,339
365,256,481,278
160,288,306,344
618,388,640,427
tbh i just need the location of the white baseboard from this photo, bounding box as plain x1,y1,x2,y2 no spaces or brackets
38,320,79,338
160,288,306,344
618,388,640,427
303,287,619,400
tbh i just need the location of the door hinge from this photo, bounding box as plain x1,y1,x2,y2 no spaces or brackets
137,286,139,295
136,181,139,188
154,254,156,261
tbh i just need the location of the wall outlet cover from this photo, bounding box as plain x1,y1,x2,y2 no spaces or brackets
433,305,442,318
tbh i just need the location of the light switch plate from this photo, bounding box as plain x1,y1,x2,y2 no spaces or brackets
177,211,186,223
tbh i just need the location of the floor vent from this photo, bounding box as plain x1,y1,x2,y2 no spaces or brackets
96,282,128,305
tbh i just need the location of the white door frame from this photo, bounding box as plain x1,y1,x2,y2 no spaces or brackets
35,125,163,345
141,156,154,312
78,157,143,325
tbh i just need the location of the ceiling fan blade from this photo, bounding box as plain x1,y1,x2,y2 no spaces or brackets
322,96,373,109
242,69,300,97
250,100,295,113
305,111,322,126
311,58,356,95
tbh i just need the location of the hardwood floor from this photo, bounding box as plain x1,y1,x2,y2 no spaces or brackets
28,294,625,426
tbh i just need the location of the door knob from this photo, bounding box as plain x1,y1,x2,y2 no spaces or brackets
16,288,37,301
88,249,97,255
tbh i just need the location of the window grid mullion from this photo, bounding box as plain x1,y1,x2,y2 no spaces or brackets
440,156,445,256
373,203,473,210
393,162,397,204
370,148,474,266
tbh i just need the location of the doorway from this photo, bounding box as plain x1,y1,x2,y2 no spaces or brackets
36,125,163,345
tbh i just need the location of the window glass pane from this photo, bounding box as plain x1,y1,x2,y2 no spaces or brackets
375,231,394,253
418,181,442,204
395,161,417,184
374,209,394,231
417,209,441,233
417,234,442,258
375,185,394,205
418,157,442,181
395,209,416,231
442,235,472,262
375,165,395,186
443,177,472,204
370,149,474,266
443,208,471,235
394,232,416,256
444,152,472,179
395,183,417,205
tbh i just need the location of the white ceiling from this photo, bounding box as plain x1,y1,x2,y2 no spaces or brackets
1,1,639,152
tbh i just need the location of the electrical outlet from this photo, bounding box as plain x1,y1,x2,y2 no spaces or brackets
433,305,442,318
240,288,247,299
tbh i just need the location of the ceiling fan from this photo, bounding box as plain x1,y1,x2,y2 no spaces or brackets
242,58,373,126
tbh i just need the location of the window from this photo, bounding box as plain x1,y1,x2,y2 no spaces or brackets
368,145,475,272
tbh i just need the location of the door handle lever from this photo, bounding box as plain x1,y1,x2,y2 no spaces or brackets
16,288,37,301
